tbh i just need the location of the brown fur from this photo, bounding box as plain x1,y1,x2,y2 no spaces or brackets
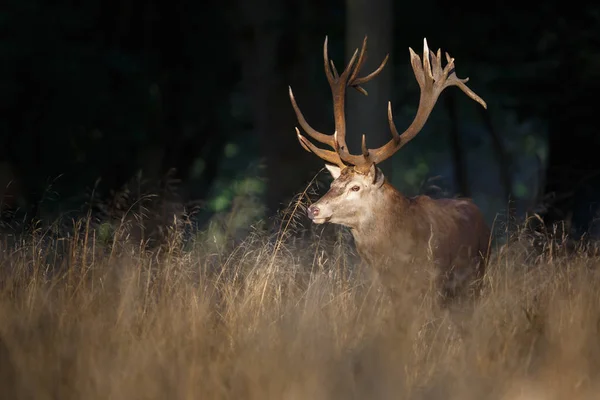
309,164,490,301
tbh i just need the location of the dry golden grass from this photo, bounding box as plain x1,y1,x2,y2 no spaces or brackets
1,210,600,400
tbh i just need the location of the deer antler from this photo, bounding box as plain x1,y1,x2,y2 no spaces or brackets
350,39,487,172
289,37,486,173
289,36,388,168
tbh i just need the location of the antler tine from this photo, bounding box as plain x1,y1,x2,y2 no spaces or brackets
325,37,359,155
324,36,359,84
330,60,339,79
352,54,389,89
345,36,390,97
356,38,487,167
289,86,336,147
347,101,401,173
361,134,369,157
431,48,443,80
342,48,360,79
348,36,369,84
323,36,335,84
295,128,345,167
442,51,487,109
422,38,433,82
387,101,401,142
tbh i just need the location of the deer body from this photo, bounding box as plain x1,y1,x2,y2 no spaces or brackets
310,164,489,297
356,191,489,295
289,36,491,300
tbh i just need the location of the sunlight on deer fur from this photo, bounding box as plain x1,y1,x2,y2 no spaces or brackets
1,197,600,400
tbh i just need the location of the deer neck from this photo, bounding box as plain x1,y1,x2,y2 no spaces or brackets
351,182,410,239
348,183,415,268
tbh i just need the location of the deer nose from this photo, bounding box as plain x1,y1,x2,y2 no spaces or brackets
308,205,320,220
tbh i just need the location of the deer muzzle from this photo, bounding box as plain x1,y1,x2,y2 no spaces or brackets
307,204,331,224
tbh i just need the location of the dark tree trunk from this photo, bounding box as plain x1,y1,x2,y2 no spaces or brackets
345,0,394,175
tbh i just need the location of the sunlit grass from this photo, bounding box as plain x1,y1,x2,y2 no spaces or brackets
1,199,600,399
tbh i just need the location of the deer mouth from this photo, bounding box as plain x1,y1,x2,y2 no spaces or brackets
311,216,331,224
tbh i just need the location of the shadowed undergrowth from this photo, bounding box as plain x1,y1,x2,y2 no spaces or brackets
1,208,600,399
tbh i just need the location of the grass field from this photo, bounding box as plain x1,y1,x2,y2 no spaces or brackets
1,208,600,400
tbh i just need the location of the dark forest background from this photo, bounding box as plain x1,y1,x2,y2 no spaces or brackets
1,1,599,242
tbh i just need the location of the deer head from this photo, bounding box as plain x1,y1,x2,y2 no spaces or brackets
289,37,487,226
306,163,386,226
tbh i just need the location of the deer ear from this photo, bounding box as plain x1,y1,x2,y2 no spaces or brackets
325,164,342,179
368,164,385,187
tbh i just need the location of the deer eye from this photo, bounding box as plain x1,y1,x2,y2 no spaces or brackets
351,185,360,192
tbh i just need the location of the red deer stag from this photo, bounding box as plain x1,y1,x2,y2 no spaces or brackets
289,37,491,301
